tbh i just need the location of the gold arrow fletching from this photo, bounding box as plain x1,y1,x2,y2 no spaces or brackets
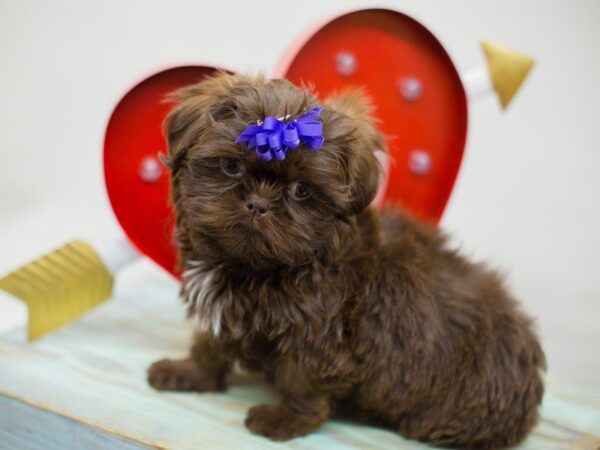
0,240,113,340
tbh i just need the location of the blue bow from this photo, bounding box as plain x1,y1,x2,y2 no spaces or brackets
235,106,325,161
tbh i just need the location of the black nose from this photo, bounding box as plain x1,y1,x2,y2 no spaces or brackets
245,195,270,218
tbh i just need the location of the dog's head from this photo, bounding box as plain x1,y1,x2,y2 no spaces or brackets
164,73,384,270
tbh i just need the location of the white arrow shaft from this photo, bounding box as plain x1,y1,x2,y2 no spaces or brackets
460,65,493,101
94,236,140,274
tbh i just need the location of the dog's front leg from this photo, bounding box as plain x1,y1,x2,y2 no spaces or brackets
147,332,230,392
245,359,330,441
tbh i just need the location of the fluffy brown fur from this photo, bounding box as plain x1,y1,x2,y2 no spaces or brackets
147,73,545,448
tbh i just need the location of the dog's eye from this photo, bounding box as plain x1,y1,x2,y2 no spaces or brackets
221,158,242,176
290,181,312,200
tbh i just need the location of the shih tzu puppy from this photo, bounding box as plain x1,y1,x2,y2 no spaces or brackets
147,73,545,449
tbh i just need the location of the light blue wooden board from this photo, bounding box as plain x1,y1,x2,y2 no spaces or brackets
0,395,149,450
0,278,599,449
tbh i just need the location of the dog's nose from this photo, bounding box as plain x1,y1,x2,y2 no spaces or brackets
244,195,270,218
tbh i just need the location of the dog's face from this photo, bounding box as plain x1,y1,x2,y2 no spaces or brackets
165,74,384,270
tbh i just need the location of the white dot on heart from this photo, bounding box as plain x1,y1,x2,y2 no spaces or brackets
139,155,163,183
335,52,357,77
399,77,422,102
409,149,432,176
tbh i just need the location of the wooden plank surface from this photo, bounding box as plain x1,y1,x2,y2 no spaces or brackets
0,395,150,450
0,277,599,449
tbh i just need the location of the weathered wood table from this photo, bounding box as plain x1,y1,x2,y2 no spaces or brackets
1,278,599,449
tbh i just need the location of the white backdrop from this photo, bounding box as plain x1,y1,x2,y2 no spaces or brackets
1,0,599,385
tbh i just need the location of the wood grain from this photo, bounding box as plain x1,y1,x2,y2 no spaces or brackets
0,395,149,450
0,278,598,449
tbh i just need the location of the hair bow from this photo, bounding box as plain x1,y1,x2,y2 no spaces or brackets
235,106,325,161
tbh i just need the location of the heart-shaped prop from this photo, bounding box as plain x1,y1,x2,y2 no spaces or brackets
104,9,468,277
104,66,224,275
279,8,467,222
1,9,532,340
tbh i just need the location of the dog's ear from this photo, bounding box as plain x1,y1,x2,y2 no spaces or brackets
162,72,241,174
325,89,385,215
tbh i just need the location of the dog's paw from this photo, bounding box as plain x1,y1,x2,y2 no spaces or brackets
245,404,322,441
147,358,224,392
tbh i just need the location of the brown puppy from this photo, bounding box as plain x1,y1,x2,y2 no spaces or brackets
147,73,545,449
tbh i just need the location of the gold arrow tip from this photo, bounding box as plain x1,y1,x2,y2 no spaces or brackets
481,40,535,109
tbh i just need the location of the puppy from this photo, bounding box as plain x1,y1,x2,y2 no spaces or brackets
147,73,545,449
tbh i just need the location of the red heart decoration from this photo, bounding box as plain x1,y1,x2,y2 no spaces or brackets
104,66,224,275
279,9,467,222
104,9,467,277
